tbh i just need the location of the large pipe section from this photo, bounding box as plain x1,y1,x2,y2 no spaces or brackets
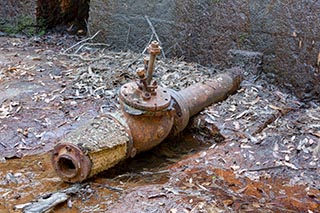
52,41,242,183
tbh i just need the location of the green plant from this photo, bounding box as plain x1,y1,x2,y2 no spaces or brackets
238,33,247,43
0,15,46,36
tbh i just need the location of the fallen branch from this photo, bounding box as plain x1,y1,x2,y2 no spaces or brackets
66,53,113,62
244,162,301,172
61,49,114,62
60,31,112,61
14,184,83,213
245,165,284,172
61,31,101,54
60,31,110,62
74,42,110,54
112,169,170,180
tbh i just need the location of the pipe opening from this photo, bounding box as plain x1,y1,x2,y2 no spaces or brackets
57,156,78,178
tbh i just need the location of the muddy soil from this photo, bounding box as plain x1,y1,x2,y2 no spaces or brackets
0,34,319,212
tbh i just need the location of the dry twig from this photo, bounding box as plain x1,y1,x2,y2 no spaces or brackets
143,16,166,58
14,184,83,213
61,31,101,54
112,169,169,180
60,31,111,61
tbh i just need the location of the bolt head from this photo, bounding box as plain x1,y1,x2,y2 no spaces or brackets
148,41,161,55
136,68,146,78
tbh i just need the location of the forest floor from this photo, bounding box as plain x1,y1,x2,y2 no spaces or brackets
0,33,319,212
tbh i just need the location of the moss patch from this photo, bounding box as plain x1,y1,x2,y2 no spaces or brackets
0,15,45,36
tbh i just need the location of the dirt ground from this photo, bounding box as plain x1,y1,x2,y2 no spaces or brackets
0,34,319,212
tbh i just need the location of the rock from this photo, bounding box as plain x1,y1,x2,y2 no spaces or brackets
88,0,320,102
228,50,263,76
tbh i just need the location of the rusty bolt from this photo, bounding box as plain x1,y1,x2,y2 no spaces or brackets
147,41,161,56
144,57,149,69
142,92,151,100
136,68,146,79
136,67,148,92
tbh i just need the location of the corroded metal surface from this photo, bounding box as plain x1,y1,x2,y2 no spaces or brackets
1,36,319,212
118,42,175,152
119,82,171,111
122,108,174,153
168,68,242,136
146,41,161,85
52,143,91,183
52,41,243,183
52,115,130,182
167,90,190,136
177,68,242,117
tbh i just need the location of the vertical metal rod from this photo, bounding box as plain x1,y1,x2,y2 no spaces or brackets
147,56,156,85
146,41,161,85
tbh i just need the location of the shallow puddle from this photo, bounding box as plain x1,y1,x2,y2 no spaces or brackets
0,131,211,212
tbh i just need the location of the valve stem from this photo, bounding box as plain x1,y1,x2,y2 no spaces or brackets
146,41,161,85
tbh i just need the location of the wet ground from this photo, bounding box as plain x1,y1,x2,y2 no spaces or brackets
0,34,319,212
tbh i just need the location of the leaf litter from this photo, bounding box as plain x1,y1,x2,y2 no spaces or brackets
0,34,319,212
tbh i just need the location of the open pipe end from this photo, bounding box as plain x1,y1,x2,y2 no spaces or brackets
52,143,92,183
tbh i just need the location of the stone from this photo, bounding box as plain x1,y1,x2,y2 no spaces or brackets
228,50,263,76
88,0,320,101
0,0,37,34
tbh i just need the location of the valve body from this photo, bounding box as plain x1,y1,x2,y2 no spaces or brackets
51,41,242,183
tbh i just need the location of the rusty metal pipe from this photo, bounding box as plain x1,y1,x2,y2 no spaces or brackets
178,71,242,117
52,41,242,183
52,114,131,183
167,68,242,136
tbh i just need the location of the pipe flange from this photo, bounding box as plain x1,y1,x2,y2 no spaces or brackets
119,82,171,112
52,143,92,183
168,89,190,136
